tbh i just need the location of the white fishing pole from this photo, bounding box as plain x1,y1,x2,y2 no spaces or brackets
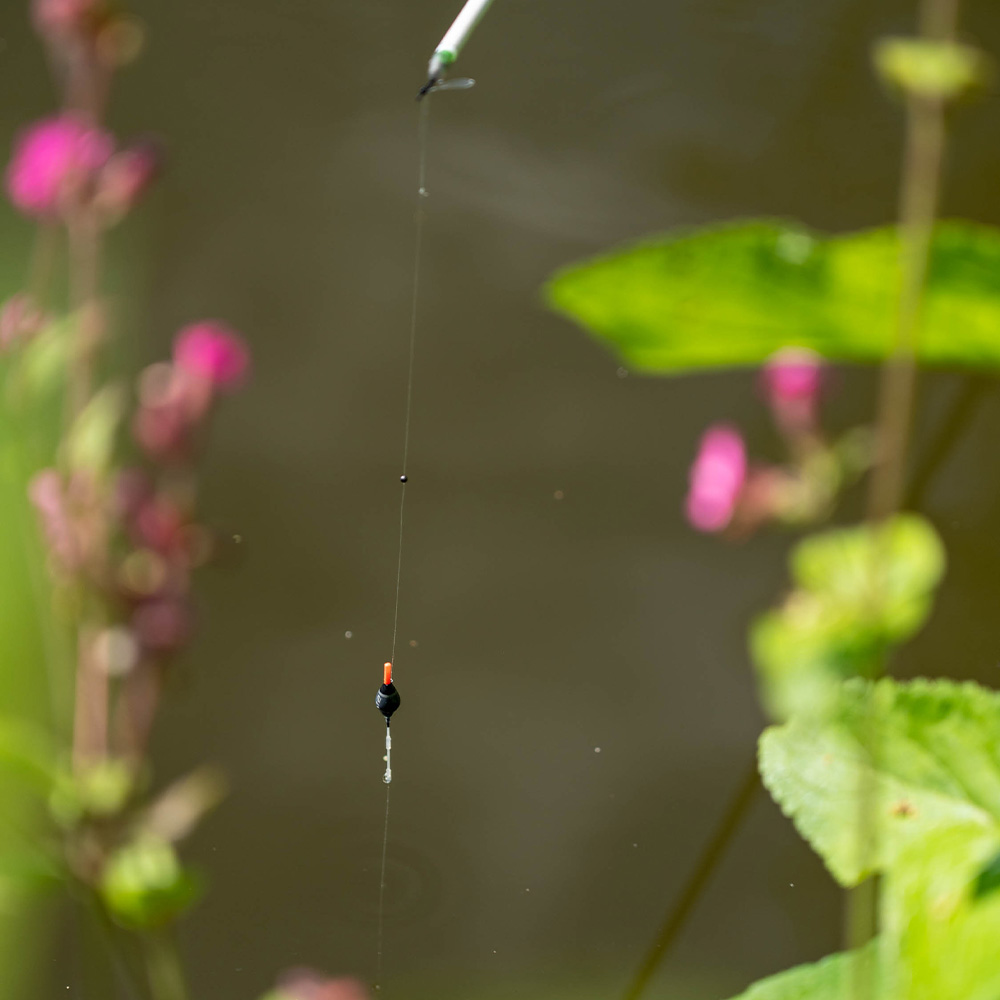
419,0,497,97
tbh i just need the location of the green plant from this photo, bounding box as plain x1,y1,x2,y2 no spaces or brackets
546,1,998,997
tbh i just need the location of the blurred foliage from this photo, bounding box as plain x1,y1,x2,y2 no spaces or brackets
99,835,201,930
754,678,1000,1000
874,37,988,99
546,221,1000,374
750,516,944,722
760,678,1000,886
723,943,879,1000
63,384,124,476
0,382,63,999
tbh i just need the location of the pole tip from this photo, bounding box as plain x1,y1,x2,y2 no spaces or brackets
383,661,392,685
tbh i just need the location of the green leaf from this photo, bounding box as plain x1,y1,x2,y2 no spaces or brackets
0,719,58,794
759,679,1000,887
875,38,987,99
883,825,1000,1000
10,316,72,400
0,849,64,900
545,221,1000,374
751,516,944,721
50,758,135,826
62,384,123,476
722,942,882,1000
791,515,945,639
99,835,202,930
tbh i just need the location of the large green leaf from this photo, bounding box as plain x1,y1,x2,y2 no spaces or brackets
722,943,882,1000
546,220,1000,374
883,826,1000,1000
759,679,1000,887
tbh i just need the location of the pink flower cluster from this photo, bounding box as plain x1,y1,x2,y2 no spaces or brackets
685,349,827,535
29,323,250,661
133,323,250,460
6,114,158,222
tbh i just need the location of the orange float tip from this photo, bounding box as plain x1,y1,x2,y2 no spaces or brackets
383,661,393,685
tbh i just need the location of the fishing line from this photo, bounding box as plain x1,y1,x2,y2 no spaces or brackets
373,95,429,999
375,779,391,991
373,1,496,988
389,99,430,674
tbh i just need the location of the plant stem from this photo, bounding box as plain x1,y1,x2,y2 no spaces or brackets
620,757,759,1000
62,42,110,772
850,0,959,987
142,931,189,1000
867,0,959,521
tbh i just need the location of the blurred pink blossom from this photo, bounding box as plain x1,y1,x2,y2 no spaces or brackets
6,115,114,218
133,497,185,554
761,348,824,433
132,596,193,653
132,362,213,459
96,140,161,219
173,322,250,390
0,294,46,349
31,0,98,39
29,469,77,569
276,970,370,1000
685,424,747,533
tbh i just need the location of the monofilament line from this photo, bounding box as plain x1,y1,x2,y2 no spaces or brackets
389,98,430,668
376,780,391,991
377,96,431,997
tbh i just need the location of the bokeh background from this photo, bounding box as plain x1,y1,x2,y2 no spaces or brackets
4,0,1000,997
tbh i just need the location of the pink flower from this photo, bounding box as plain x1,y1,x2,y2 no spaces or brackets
6,115,114,218
132,596,193,653
173,322,250,390
685,425,747,533
760,348,823,433
276,970,369,1000
132,361,214,460
95,140,161,219
31,0,98,39
0,294,46,349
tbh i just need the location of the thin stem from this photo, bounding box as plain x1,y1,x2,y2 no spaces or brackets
620,757,759,1000
866,101,946,521
851,0,959,984
904,375,989,511
87,895,152,1000
72,626,108,771
142,932,190,1000
62,51,109,771
66,209,103,422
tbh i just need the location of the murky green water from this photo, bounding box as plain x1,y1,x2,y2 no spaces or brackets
4,0,1000,997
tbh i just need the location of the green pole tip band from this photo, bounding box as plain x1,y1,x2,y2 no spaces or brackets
435,50,456,66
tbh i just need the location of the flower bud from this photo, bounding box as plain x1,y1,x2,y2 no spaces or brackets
132,597,193,654
173,322,250,391
760,348,824,435
685,424,747,533
6,115,114,219
31,0,100,41
95,139,161,221
275,970,370,1000
0,294,46,349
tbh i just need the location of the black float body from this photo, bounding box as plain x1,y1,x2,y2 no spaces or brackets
376,682,401,720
